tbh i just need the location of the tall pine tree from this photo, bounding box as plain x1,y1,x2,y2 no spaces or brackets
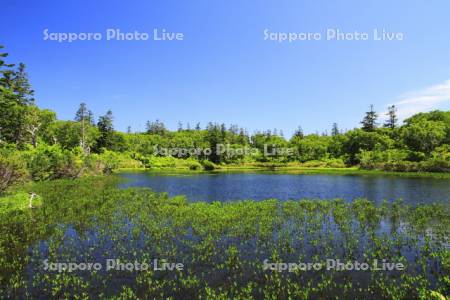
384,105,398,129
361,105,378,132
331,123,339,136
0,46,34,144
75,102,94,153
97,110,114,150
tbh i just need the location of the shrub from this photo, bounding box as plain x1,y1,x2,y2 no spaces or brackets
0,146,28,192
22,144,83,180
145,156,177,169
301,160,327,168
419,159,450,172
324,158,346,168
201,160,216,170
184,159,202,170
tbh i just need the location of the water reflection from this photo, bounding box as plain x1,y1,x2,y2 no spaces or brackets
119,172,450,204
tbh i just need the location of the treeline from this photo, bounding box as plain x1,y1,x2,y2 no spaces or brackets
1,45,450,191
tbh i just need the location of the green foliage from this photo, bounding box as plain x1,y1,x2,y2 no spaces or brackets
21,144,84,180
384,105,398,129
96,110,115,151
290,134,330,162
343,129,394,164
401,119,446,154
0,145,28,192
0,192,42,214
0,44,449,177
361,104,378,131
201,159,216,170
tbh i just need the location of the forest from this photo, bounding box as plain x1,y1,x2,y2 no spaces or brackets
1,44,450,192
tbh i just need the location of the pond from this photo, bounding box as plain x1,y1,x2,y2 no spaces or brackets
1,177,448,298
119,171,450,204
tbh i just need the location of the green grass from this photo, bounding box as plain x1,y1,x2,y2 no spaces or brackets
0,191,42,214
117,165,450,179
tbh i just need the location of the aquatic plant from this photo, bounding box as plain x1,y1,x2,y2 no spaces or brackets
0,178,448,299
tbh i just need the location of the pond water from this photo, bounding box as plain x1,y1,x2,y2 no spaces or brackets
2,175,447,298
118,171,450,204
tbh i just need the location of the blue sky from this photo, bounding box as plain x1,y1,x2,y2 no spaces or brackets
1,0,450,136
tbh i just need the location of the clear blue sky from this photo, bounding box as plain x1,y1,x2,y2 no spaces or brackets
1,0,450,136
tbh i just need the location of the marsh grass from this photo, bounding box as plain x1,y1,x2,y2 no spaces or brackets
0,177,448,299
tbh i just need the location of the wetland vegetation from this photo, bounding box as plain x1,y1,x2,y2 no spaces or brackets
0,177,449,299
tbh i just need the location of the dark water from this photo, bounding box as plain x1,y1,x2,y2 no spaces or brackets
118,171,450,204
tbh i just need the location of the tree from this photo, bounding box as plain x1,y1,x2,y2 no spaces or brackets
96,110,115,150
404,110,450,144
293,126,304,139
402,120,446,154
331,123,339,136
238,128,249,145
361,105,378,132
24,105,56,147
75,102,94,153
146,119,167,135
75,102,94,123
48,120,99,150
291,135,330,162
384,105,398,129
10,63,34,105
343,129,393,164
206,123,225,163
0,45,15,92
0,46,35,145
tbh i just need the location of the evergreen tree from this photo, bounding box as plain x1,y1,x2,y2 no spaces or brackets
361,105,378,132
238,128,248,144
293,126,304,138
0,46,34,144
11,63,34,105
331,123,339,136
146,119,166,135
384,105,398,129
220,123,227,140
75,102,93,153
206,123,224,163
0,45,15,88
97,110,114,150
75,103,93,123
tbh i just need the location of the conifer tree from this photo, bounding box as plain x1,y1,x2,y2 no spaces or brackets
361,105,378,132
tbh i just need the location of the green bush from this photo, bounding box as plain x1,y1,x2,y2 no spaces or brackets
0,146,28,192
419,158,450,172
22,144,83,180
201,160,216,170
324,158,346,168
184,159,202,170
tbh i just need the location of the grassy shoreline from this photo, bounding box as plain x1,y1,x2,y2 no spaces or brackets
117,165,450,179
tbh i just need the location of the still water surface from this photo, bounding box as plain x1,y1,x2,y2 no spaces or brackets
119,171,450,204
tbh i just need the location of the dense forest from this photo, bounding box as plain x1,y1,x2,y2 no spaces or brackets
1,45,449,191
